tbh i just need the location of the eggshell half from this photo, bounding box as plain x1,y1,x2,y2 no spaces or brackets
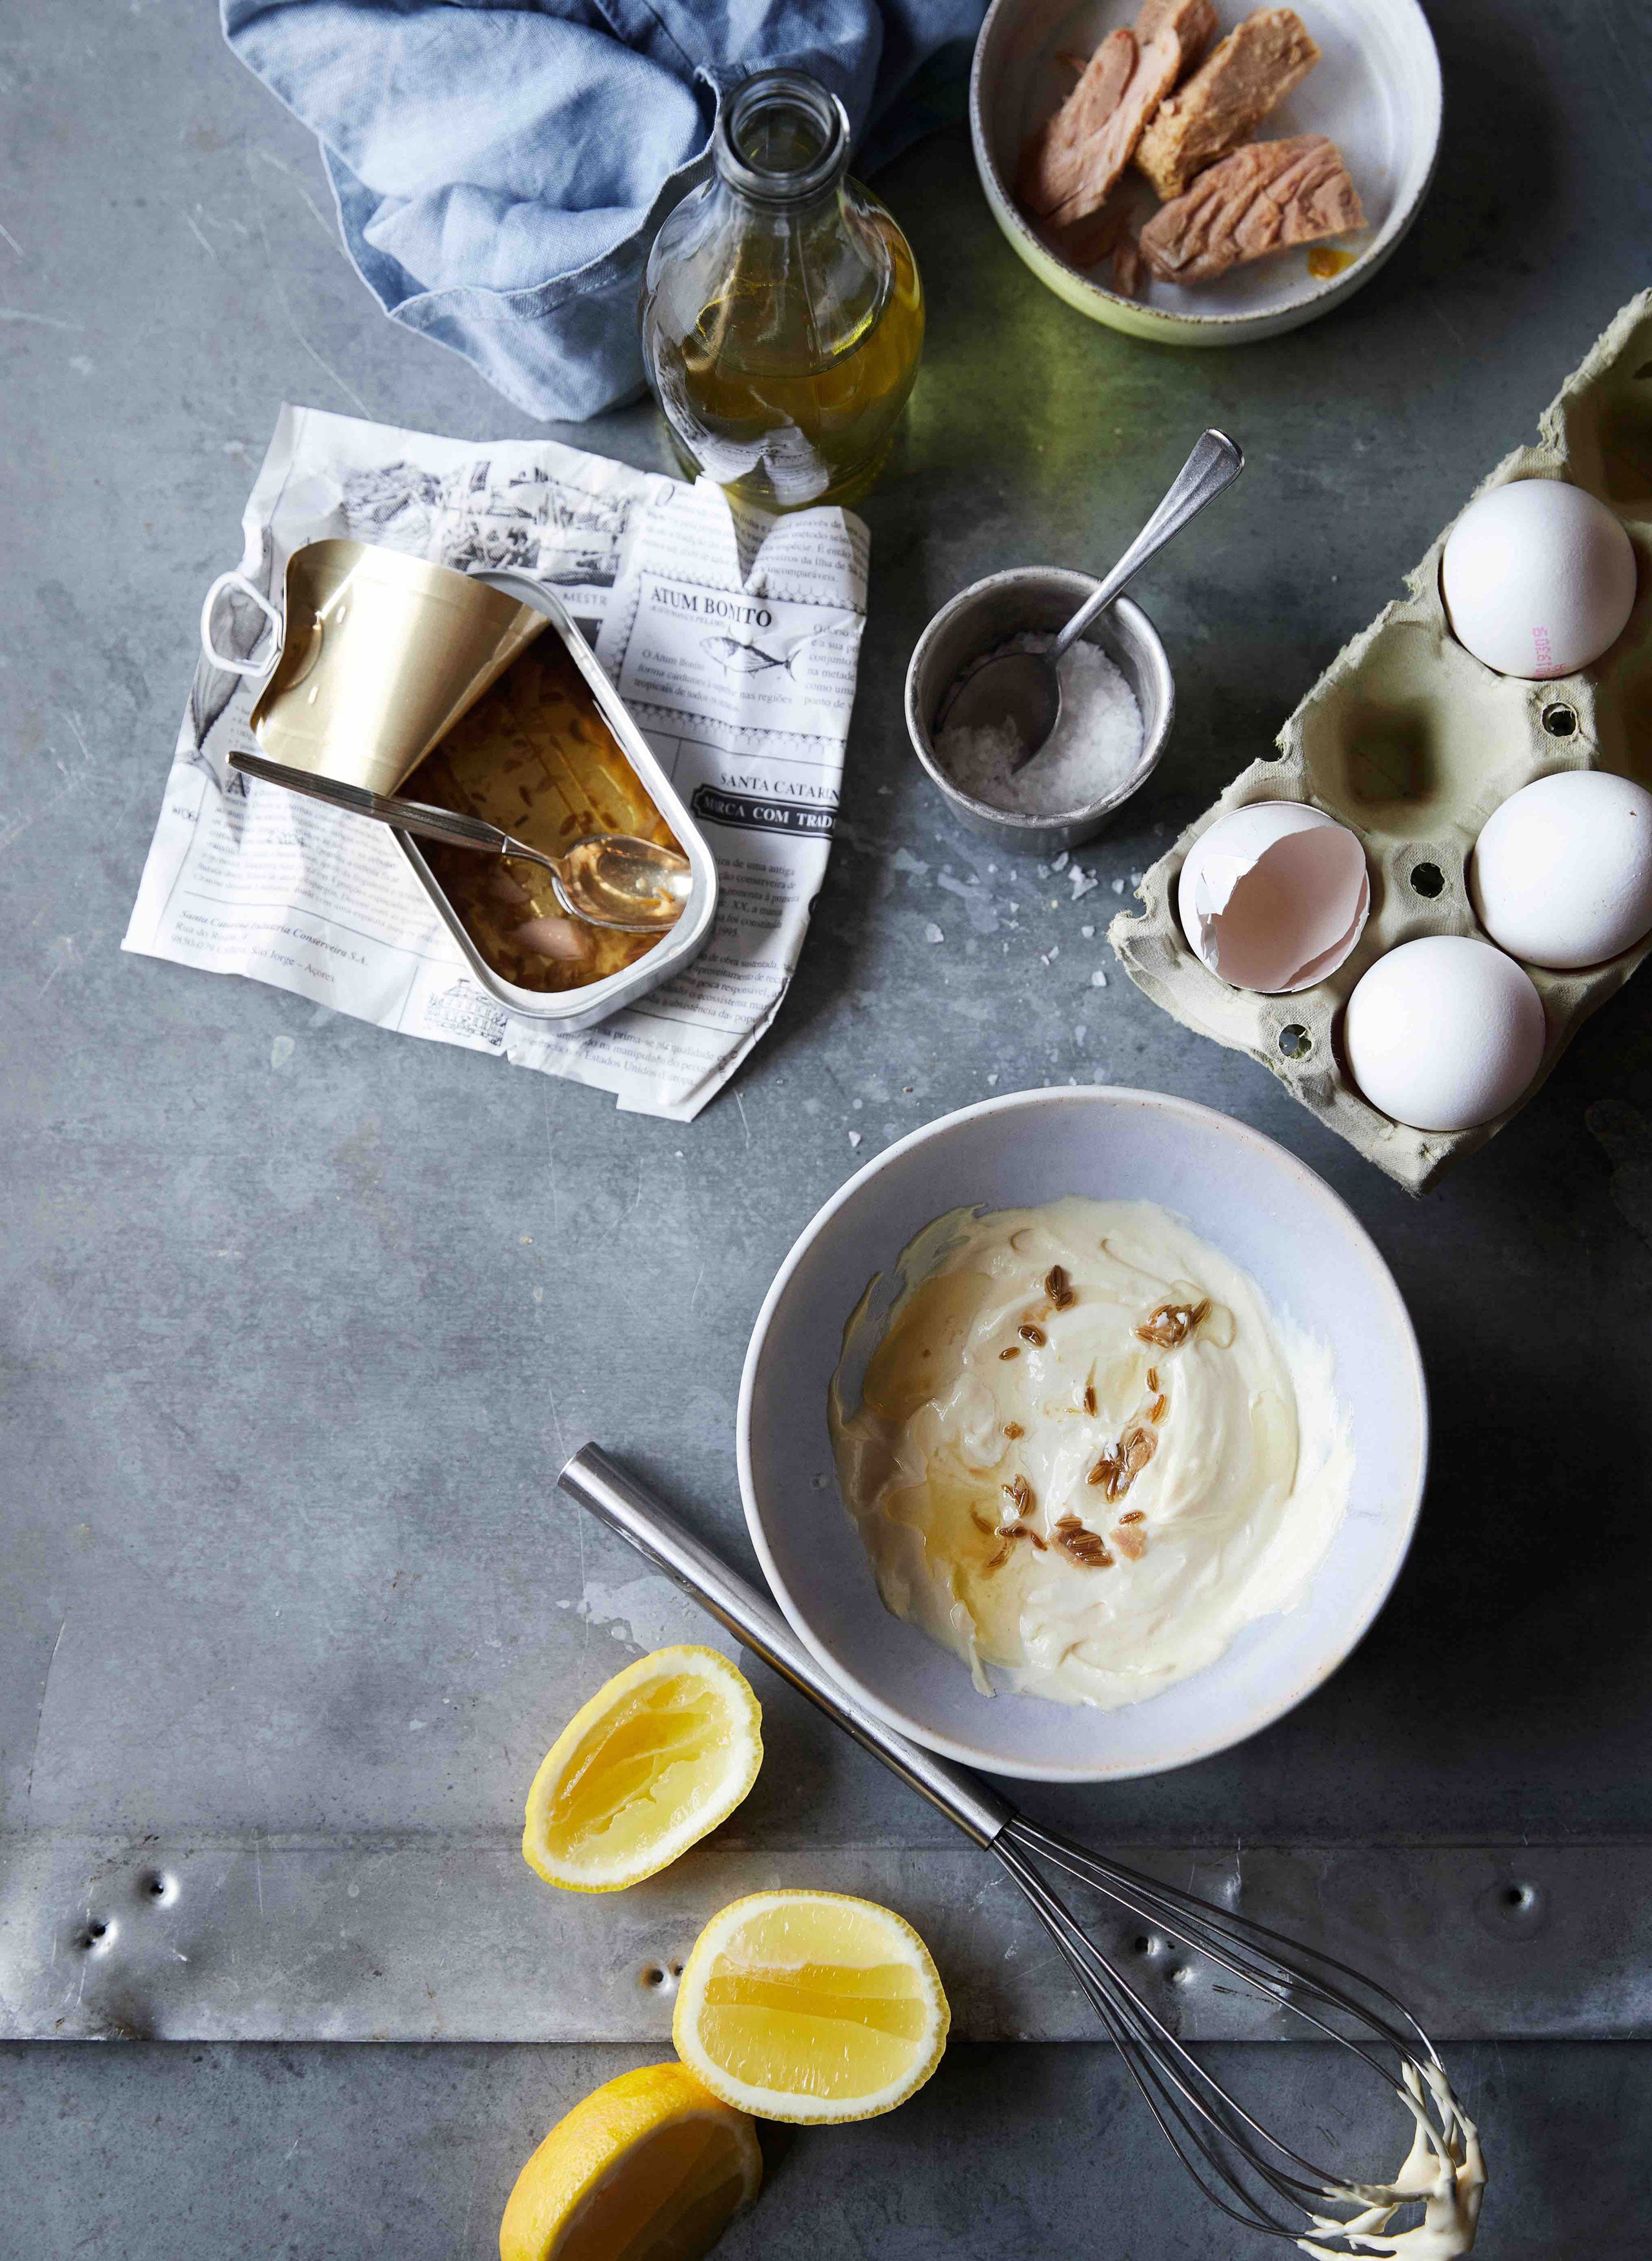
1471,768,1652,969
1343,936,1547,1132
1441,479,1637,680
1176,802,1371,994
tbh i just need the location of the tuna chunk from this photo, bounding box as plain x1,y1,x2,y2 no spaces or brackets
1138,133,1364,283
1022,0,1217,228
1136,8,1321,199
1018,28,1136,214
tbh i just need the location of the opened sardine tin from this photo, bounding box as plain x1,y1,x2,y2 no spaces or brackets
201,540,716,1031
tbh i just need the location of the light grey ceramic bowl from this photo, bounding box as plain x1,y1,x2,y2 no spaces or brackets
971,0,1441,347
906,569,1173,857
738,1086,1427,1782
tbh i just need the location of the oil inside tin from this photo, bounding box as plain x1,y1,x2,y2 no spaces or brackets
404,638,681,995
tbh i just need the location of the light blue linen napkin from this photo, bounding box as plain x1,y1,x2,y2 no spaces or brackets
224,0,984,420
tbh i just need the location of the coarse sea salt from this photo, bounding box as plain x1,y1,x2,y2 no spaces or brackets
934,634,1144,817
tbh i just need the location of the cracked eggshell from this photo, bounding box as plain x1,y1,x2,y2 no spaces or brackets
1441,478,1637,680
1176,802,1371,995
1344,936,1547,1131
1470,769,1652,969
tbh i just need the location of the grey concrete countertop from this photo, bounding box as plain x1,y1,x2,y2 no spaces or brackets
3,0,1651,2251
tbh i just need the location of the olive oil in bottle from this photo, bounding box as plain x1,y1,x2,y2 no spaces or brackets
640,70,924,513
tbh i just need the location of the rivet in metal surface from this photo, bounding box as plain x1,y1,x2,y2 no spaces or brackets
137,1869,175,1905
1475,1875,1547,1940
78,1920,116,1952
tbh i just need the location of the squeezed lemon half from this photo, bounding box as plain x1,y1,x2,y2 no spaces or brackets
499,2062,761,2261
672,1889,950,2124
523,1646,763,1894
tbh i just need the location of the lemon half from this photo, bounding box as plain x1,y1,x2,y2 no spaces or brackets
499,2063,761,2261
523,1645,762,1894
672,1889,950,2124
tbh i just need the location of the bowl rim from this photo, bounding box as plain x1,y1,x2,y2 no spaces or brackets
905,576,1174,833
736,1084,1429,1781
967,0,1444,343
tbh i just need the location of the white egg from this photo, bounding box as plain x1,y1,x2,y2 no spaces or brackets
1471,768,1652,969
1176,802,1369,994
1441,478,1637,679
1343,936,1546,1132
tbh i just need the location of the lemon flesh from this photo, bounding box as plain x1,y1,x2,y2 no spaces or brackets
673,1890,950,2124
523,1647,762,1894
500,2063,761,2261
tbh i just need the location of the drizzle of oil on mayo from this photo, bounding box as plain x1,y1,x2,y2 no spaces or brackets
827,1197,1353,1709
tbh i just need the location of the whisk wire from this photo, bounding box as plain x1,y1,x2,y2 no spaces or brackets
1014,1819,1436,2071
994,1835,1310,2237
994,1819,1453,2246
993,1832,1359,2232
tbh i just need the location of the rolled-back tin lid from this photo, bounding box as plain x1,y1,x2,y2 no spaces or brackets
250,540,547,796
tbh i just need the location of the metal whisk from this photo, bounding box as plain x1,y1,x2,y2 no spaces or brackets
559,1448,1483,2254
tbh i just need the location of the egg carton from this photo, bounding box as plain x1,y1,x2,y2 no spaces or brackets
1111,288,1652,1194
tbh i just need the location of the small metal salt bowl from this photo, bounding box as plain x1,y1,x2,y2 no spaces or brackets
905,567,1174,858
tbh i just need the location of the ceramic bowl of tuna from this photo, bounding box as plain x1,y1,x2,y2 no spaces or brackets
970,0,1441,345
738,1086,1428,1782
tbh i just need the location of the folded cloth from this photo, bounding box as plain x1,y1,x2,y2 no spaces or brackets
223,0,984,421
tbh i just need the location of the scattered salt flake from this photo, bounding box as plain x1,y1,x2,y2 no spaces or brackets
1111,877,1125,895
924,921,945,944
849,1131,863,1148
1053,851,1070,871
987,1072,1000,1086
893,846,930,878
852,1098,863,1110
1081,924,1095,938
1039,952,1051,968
1069,867,1099,900
1090,968,1108,988
878,785,892,796
1074,1025,1087,1043
1130,871,1144,887
1037,862,1051,878
1048,944,1059,959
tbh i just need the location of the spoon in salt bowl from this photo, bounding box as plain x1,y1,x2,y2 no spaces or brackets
944,428,1244,768
230,751,692,933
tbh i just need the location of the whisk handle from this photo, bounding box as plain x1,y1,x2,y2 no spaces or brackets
558,1445,1012,1847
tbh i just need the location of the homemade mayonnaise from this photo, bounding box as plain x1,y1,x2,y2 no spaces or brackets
828,1197,1352,1708
1301,2060,1486,2260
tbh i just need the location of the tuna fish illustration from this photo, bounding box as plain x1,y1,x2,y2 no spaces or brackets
700,633,797,676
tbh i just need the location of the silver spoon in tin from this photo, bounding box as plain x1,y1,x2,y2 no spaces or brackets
943,428,1244,767
229,751,692,933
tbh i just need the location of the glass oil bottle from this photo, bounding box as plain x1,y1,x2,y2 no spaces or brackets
640,69,924,513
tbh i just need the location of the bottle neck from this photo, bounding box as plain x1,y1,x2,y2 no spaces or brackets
711,70,850,216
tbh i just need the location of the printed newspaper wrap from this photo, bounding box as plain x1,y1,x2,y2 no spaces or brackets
123,406,868,1120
